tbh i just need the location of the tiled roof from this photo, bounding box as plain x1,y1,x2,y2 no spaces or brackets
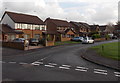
2,11,45,25
70,21,90,29
89,25,99,31
57,29,76,34
0,24,23,34
99,25,107,32
45,18,70,27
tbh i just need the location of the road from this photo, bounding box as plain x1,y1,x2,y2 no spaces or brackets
2,40,120,81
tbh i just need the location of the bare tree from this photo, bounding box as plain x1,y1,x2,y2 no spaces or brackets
105,22,115,34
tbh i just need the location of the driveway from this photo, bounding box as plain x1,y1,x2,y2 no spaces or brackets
2,40,120,81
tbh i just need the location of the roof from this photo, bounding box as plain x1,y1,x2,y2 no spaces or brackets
89,25,99,31
57,29,76,34
1,11,45,25
45,18,70,27
99,25,107,32
0,24,23,34
70,21,90,29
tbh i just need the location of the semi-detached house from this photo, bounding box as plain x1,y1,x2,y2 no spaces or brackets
44,18,76,41
0,11,46,41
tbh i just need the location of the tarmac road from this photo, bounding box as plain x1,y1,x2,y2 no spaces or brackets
2,40,120,81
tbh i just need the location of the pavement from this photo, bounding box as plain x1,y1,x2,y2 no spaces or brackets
1,39,120,81
81,49,120,71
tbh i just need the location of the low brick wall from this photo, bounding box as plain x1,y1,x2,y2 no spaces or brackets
45,41,54,46
94,38,106,42
61,38,71,41
2,42,25,50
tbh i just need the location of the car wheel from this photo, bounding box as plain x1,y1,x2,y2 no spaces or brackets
88,41,89,44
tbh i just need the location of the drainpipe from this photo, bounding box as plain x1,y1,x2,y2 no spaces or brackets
31,25,33,38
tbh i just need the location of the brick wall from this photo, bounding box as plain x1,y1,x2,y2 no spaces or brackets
2,42,25,50
61,38,71,41
45,41,54,46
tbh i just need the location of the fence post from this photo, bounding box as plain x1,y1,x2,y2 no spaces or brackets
102,45,104,51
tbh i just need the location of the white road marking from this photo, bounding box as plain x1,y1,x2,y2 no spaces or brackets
19,62,28,65
44,65,55,68
114,72,120,77
75,68,87,72
62,65,71,67
48,63,57,66
40,55,52,61
8,62,16,64
94,71,107,75
94,69,107,72
31,61,43,66
33,61,43,64
114,72,120,74
76,66,88,69
59,66,70,70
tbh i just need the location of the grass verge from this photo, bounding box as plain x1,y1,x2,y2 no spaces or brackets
90,42,119,60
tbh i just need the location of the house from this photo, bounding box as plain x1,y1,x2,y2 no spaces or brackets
113,25,120,37
88,25,101,36
0,24,23,41
89,25,100,32
44,18,76,41
99,25,107,37
99,25,115,37
0,11,46,41
70,21,91,36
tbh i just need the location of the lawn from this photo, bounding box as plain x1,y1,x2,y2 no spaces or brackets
55,41,81,46
91,42,120,60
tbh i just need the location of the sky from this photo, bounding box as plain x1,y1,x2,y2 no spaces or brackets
0,0,119,25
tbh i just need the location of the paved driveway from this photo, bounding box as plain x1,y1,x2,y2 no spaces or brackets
2,40,120,81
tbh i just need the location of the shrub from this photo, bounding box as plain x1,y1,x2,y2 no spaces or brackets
92,34,101,39
105,34,110,40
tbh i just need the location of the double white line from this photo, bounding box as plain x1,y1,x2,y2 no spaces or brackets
114,72,120,77
94,69,107,75
44,63,57,68
59,64,71,70
75,66,88,72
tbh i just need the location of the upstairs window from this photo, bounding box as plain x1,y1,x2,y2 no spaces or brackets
42,27,45,30
35,27,40,30
27,24,32,29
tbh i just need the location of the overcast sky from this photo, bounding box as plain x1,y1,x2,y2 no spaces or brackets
0,0,119,25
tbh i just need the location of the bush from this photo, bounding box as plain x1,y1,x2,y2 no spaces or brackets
105,34,110,40
92,34,101,39
89,31,99,36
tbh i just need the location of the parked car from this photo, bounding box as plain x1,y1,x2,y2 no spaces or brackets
29,38,40,46
112,36,118,39
71,37,84,42
82,37,94,44
13,38,29,47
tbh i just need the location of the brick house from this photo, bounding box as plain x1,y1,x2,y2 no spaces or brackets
44,18,76,41
99,25,107,37
0,11,46,41
113,25,120,37
70,21,91,36
0,24,23,41
89,25,100,32
88,25,101,36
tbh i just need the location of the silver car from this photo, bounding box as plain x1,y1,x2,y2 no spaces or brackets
13,38,29,47
82,37,94,44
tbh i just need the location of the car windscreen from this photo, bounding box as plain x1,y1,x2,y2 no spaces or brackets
74,37,79,38
88,37,92,40
30,39,39,42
